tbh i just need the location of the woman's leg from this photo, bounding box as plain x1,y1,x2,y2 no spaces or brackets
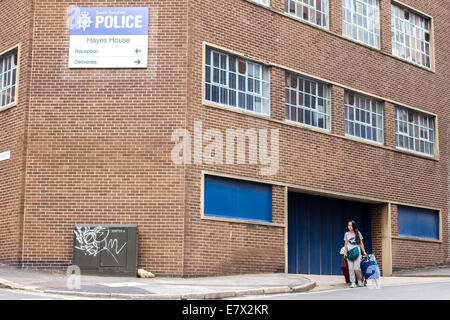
354,254,362,283
347,258,356,283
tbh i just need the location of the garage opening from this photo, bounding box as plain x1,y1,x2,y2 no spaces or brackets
288,191,373,275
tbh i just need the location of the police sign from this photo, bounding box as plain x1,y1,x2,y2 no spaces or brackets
69,7,149,68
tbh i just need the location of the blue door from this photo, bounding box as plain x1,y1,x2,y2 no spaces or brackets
288,192,372,275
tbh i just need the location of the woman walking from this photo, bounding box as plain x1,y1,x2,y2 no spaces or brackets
344,220,367,288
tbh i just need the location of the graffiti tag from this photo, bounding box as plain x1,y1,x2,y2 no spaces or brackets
74,226,127,264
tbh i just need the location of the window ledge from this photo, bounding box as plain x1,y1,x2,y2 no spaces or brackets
394,146,438,161
340,34,381,52
392,235,442,244
388,53,434,73
285,119,331,134
201,215,285,228
344,133,383,146
280,12,330,32
244,0,270,10
203,100,271,121
0,102,17,112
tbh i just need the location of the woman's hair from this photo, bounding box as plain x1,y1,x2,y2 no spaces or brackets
348,220,361,244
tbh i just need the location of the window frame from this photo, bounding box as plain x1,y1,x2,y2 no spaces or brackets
285,72,332,131
204,46,271,116
344,91,384,144
285,0,330,29
342,0,381,49
390,2,432,69
395,106,436,157
202,174,273,224
397,205,441,242
0,46,19,112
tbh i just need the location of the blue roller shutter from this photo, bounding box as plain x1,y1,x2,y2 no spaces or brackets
288,192,372,275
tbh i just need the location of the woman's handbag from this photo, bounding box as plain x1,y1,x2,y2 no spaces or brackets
346,247,360,261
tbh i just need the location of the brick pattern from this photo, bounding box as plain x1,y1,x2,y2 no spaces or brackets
380,0,393,53
383,102,397,148
0,0,448,276
370,204,385,273
329,0,343,35
331,86,345,136
0,0,34,266
17,0,190,275
185,0,449,275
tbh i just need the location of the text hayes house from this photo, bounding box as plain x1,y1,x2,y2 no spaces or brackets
0,0,449,276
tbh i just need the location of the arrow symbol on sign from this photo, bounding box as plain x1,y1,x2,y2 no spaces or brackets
135,59,141,65
135,48,141,54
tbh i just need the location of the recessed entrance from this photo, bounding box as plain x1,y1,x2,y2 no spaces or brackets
288,192,373,275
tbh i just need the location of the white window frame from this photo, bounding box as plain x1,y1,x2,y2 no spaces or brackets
205,47,270,116
285,0,330,29
285,73,331,131
344,92,384,144
395,106,435,156
391,3,431,69
342,0,381,49
0,49,18,110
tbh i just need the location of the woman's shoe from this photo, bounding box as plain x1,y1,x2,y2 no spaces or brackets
358,280,363,287
350,282,356,288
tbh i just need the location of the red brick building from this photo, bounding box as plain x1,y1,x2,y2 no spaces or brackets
0,0,448,276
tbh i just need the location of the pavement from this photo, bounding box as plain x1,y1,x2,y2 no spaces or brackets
1,263,449,299
0,264,315,300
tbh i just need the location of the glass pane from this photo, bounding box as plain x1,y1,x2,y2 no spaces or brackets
220,87,228,104
205,66,211,83
238,75,245,91
213,68,219,83
229,73,236,89
305,110,311,125
206,48,211,65
212,85,219,102
229,90,236,106
311,111,317,127
205,84,210,100
262,67,270,82
229,56,236,72
213,52,220,67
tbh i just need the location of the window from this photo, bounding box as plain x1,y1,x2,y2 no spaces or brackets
342,0,380,48
344,92,383,143
204,175,272,223
205,47,270,116
0,50,18,108
395,106,435,156
398,205,439,240
285,73,331,130
251,0,270,6
391,4,431,68
285,0,329,29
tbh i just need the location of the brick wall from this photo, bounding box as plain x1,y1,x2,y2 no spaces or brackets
0,0,448,276
184,0,449,275
370,204,384,273
0,0,34,266
20,0,189,274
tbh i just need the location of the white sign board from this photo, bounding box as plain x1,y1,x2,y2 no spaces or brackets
0,150,10,162
69,7,148,68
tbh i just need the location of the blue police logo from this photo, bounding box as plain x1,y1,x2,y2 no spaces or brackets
77,11,92,31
